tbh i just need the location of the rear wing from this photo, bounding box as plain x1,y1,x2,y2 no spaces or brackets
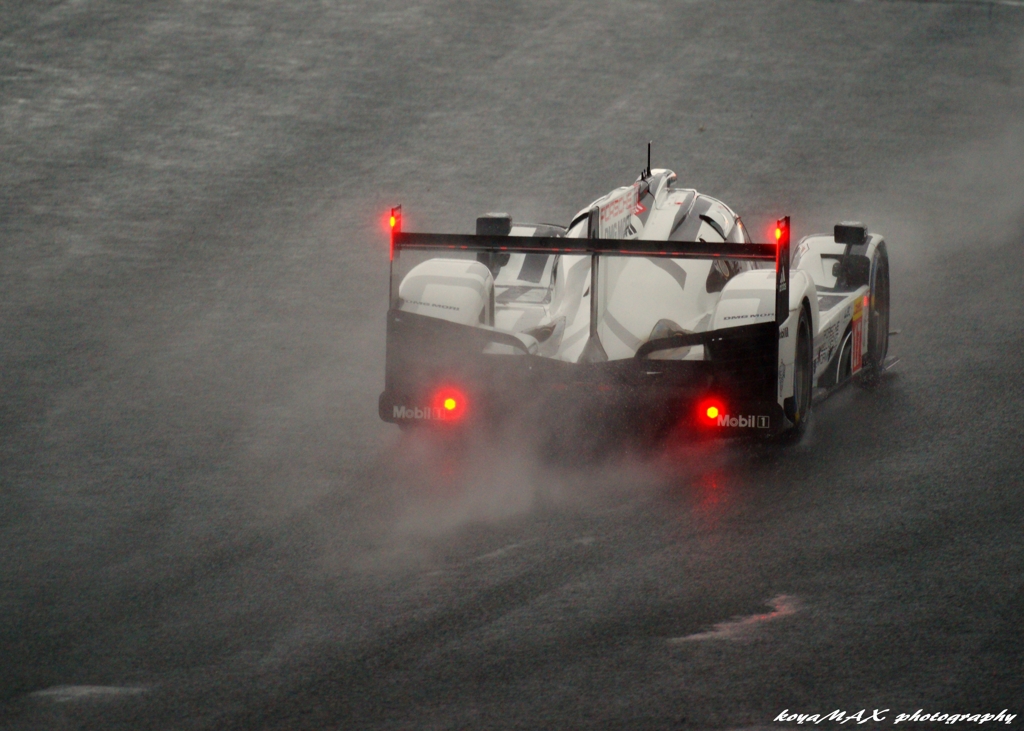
388,207,792,327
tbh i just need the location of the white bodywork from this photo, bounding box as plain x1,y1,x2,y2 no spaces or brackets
398,259,493,326
790,232,886,387
397,169,885,415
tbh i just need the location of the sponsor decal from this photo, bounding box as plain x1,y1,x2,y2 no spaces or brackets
778,267,787,292
778,361,786,397
821,320,841,351
814,319,843,370
404,300,460,312
393,405,455,421
716,414,770,429
778,326,789,339
633,201,647,215
814,343,837,370
598,186,639,239
724,312,775,321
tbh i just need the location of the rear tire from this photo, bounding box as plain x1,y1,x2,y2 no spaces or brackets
862,244,890,386
784,305,813,433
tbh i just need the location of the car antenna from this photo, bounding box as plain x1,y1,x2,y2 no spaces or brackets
644,141,652,180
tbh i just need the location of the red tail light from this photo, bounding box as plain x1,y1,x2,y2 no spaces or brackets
431,386,467,421
697,397,726,426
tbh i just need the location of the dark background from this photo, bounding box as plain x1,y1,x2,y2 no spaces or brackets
2,1,1023,728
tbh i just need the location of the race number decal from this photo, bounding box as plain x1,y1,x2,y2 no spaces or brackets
598,186,639,239
851,296,864,373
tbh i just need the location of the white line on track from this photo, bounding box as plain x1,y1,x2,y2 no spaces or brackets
668,595,802,643
471,542,528,562
30,685,149,702
470,535,596,563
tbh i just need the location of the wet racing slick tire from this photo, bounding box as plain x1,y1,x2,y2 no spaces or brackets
784,304,813,434
861,243,890,386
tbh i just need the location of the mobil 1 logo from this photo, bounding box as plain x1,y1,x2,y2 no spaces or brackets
718,414,770,429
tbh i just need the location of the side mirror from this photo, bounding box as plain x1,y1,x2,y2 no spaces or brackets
476,212,512,236
476,213,513,277
834,222,868,246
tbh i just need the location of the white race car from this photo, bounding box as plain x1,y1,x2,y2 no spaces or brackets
379,165,893,439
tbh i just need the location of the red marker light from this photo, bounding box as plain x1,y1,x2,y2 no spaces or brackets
387,206,402,233
706,405,720,419
385,207,401,233
775,217,789,246
388,206,402,261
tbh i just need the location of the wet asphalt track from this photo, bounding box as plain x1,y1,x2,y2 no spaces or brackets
2,1,1024,729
